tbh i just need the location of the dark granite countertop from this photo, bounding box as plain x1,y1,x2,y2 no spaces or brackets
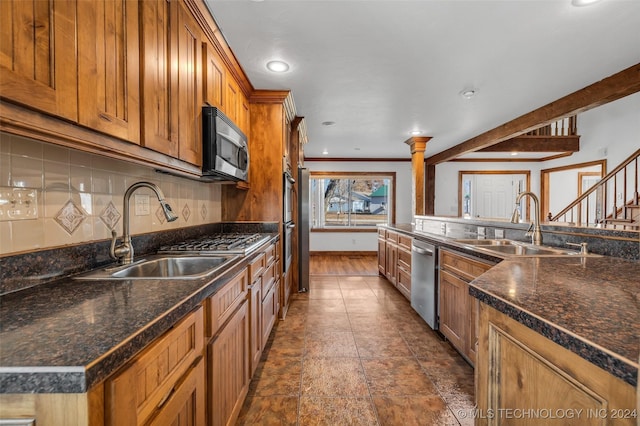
0,235,278,394
469,257,639,387
380,223,639,387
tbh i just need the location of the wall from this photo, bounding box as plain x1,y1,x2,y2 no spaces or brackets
305,160,412,252
0,133,222,255
435,92,640,217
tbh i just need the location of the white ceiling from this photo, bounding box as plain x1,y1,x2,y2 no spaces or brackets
205,0,640,160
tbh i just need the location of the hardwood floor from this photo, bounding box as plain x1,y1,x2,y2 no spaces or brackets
309,253,378,275
236,255,474,425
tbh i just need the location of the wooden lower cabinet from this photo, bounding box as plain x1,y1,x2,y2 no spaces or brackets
105,307,204,425
208,300,249,426
147,357,205,426
248,279,262,377
476,303,636,426
377,235,386,276
261,279,279,346
439,269,468,354
439,249,493,365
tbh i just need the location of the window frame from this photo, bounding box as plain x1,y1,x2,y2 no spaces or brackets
309,171,396,232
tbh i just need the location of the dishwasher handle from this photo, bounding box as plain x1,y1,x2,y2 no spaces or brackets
412,246,434,256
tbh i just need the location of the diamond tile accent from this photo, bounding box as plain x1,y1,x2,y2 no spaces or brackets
200,203,207,220
54,200,87,235
155,205,166,224
182,203,191,222
99,201,121,230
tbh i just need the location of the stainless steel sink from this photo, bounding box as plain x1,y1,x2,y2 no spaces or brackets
452,239,515,246
453,239,589,257
75,255,239,280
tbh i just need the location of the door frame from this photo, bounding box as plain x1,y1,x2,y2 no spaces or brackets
540,160,606,222
458,170,531,219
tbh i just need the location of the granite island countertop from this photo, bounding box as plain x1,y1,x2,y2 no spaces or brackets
468,256,639,387
0,235,278,394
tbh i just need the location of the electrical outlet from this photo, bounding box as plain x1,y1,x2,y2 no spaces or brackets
440,223,447,235
495,229,505,239
0,187,38,221
477,226,486,237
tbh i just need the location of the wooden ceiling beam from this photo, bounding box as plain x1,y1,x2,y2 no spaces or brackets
425,62,640,164
478,136,580,152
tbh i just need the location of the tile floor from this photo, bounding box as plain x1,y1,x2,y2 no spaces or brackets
236,275,475,425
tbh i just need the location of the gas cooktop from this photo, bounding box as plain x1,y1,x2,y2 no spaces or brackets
158,233,271,255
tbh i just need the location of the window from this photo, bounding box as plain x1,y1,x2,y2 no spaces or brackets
310,172,395,230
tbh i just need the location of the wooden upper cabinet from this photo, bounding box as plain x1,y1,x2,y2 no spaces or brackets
202,42,226,110
0,0,77,121
140,0,178,157
175,1,202,166
225,71,240,123
77,0,141,144
140,0,202,166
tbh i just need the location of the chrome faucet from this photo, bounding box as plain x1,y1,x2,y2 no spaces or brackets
110,182,178,264
510,191,543,245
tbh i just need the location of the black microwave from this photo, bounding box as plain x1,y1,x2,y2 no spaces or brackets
202,106,249,182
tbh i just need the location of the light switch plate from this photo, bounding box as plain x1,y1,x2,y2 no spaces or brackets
0,187,38,221
495,229,505,239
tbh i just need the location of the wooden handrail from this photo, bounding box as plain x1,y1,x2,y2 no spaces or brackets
551,148,640,222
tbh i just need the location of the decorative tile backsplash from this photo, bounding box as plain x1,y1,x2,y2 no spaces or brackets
0,132,222,255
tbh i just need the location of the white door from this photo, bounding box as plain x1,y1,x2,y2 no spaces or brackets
471,174,528,219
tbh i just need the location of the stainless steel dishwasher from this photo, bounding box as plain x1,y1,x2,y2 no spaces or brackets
411,240,438,330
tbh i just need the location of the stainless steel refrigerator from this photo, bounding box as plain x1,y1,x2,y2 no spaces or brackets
298,167,310,292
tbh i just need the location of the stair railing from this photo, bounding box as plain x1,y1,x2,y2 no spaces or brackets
550,148,640,228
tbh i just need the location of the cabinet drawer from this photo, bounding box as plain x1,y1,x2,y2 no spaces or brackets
440,249,492,282
397,268,411,300
206,270,248,338
398,234,412,251
397,247,411,273
264,242,276,266
386,230,398,243
106,307,204,425
261,260,276,299
248,253,266,284
378,228,386,239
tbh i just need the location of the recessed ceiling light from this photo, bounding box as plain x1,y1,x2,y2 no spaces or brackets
322,149,329,155
511,152,518,156
460,89,477,99
321,121,335,126
571,0,602,6
410,130,422,136
266,60,289,73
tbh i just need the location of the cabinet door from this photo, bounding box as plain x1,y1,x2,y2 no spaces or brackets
439,269,467,354
202,42,225,110
0,0,77,121
77,0,140,143
377,238,386,275
261,280,278,345
385,243,397,285
208,301,249,426
249,281,262,377
140,0,178,158
225,72,239,123
477,304,636,426
148,357,206,426
175,1,202,166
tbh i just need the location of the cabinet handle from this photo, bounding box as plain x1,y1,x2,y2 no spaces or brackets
412,247,433,256
98,113,113,122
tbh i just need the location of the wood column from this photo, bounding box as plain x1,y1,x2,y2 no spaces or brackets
404,136,432,217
